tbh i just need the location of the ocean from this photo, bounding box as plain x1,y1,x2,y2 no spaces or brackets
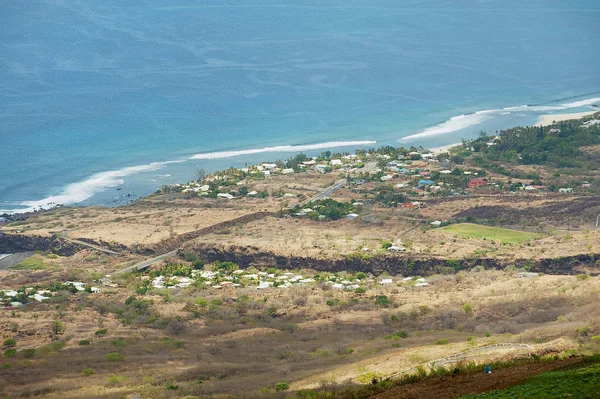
1,0,599,213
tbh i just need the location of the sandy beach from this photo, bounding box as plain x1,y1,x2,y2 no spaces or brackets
431,142,462,154
537,110,598,127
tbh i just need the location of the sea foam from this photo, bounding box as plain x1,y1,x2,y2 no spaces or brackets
190,141,377,160
2,161,184,214
2,141,376,214
402,97,600,141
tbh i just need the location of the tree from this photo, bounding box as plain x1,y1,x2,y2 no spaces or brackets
463,303,473,315
51,320,64,338
195,168,206,182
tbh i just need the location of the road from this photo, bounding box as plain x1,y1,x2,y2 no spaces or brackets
302,179,347,205
115,250,178,274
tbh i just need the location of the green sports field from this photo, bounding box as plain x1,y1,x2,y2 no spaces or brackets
441,223,542,244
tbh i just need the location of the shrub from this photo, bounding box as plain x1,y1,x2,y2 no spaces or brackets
355,287,367,294
381,242,393,250
576,274,591,281
375,295,392,307
110,338,127,347
196,298,208,307
326,299,340,307
436,339,449,345
82,368,95,377
463,303,473,315
105,352,124,362
22,348,36,358
3,339,16,348
174,340,185,349
355,272,367,280
3,348,17,358
164,379,179,390
79,340,91,346
108,375,128,385
275,382,289,392
95,328,108,336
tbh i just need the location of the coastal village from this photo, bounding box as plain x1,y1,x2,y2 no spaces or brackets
0,114,600,398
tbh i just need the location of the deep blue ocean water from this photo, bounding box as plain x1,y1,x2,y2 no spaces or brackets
1,0,599,213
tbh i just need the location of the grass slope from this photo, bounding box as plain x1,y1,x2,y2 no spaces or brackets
442,223,541,244
10,256,48,270
460,362,600,398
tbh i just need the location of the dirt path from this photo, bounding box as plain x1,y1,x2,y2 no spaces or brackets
373,358,581,399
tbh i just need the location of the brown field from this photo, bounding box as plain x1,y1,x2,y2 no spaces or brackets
1,251,600,398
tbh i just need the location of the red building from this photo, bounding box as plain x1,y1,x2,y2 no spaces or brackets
468,178,488,188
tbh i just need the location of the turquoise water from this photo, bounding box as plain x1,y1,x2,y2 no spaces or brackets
1,1,599,212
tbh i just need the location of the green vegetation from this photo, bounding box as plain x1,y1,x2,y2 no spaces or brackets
275,382,290,392
82,368,95,377
3,339,16,348
460,361,600,398
104,352,124,362
465,113,600,170
95,328,108,336
441,223,542,244
287,199,357,221
10,256,48,270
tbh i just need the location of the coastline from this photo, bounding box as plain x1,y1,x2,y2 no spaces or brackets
537,110,598,127
431,142,462,155
3,101,599,215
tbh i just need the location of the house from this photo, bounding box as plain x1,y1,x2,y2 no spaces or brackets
380,175,393,181
262,163,278,170
330,159,343,166
430,220,442,226
387,245,406,252
559,188,573,193
582,119,600,128
346,213,359,219
379,278,393,285
417,179,434,187
282,168,295,174
439,170,452,174
421,153,434,159
401,202,418,208
516,272,538,279
217,193,235,200
468,178,488,188
302,160,317,166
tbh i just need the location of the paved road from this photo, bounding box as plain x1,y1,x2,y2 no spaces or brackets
115,250,178,274
67,238,121,256
302,179,347,205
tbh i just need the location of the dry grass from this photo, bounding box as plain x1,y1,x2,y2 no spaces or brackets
1,260,600,398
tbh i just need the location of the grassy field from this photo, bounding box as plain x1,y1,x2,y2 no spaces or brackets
441,223,542,244
10,255,48,270
460,361,600,398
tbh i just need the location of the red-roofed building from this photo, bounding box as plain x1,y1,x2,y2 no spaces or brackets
468,178,488,188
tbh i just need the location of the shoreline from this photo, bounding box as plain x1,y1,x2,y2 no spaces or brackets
3,104,599,216
430,142,462,155
537,110,598,127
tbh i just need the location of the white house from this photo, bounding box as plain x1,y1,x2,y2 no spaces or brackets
379,278,393,285
282,168,295,174
330,159,343,166
217,193,235,199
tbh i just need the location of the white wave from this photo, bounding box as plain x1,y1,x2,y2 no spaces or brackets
190,140,376,160
1,160,184,214
1,141,376,214
402,97,600,141
402,113,492,140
